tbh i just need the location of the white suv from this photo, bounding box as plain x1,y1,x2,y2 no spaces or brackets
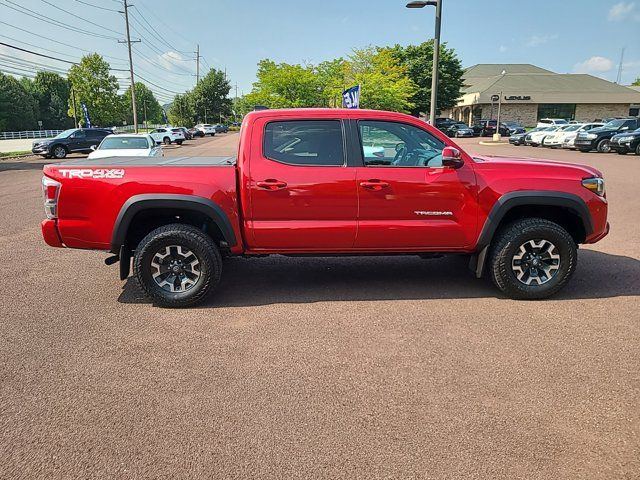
149,127,184,145
195,124,216,136
536,118,569,129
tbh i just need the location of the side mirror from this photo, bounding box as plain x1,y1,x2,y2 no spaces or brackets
442,146,463,169
90,145,97,151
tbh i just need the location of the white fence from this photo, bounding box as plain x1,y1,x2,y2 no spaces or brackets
0,130,65,140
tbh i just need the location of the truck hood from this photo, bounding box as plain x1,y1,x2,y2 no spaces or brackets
472,155,603,178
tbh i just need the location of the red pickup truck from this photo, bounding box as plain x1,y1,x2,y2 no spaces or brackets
41,109,609,307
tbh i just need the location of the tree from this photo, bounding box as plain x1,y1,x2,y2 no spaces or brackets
243,60,324,109
632,77,640,86
343,47,416,112
122,83,163,126
390,41,464,116
0,73,38,131
167,93,195,127
67,54,121,127
191,68,232,123
28,72,73,129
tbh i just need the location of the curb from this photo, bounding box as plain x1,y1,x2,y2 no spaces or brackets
478,141,509,146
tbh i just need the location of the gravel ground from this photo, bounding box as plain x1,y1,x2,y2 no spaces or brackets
0,133,638,479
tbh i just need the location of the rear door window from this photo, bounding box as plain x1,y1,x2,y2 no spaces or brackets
264,120,345,166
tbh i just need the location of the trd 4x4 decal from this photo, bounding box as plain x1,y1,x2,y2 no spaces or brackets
58,169,125,179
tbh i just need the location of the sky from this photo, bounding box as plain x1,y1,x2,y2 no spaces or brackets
1,0,639,104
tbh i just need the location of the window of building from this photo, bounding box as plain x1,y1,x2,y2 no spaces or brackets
263,120,345,166
537,104,576,121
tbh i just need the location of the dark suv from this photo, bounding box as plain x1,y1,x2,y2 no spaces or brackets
32,128,114,159
575,118,640,153
471,120,510,137
610,127,640,155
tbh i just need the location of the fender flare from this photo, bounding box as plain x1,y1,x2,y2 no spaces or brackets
111,194,237,254
473,190,593,277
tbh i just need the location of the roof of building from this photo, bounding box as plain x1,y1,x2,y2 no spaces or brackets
458,64,640,105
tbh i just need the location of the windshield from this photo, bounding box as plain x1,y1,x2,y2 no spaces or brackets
564,125,581,132
54,129,77,139
555,120,568,125
503,121,520,127
603,119,626,129
99,137,150,150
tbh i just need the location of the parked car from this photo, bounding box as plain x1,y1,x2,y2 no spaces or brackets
32,128,114,159
509,127,544,146
542,124,581,148
149,127,184,145
434,117,457,132
574,118,640,153
502,121,526,135
561,123,604,150
189,127,204,138
214,124,229,133
443,122,474,138
41,108,609,307
87,134,162,160
194,124,216,136
536,118,569,128
609,127,640,155
471,120,510,137
174,127,192,140
524,126,558,146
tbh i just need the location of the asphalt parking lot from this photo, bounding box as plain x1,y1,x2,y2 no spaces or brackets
1,133,638,479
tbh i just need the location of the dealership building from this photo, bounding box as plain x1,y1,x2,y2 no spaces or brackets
443,64,640,127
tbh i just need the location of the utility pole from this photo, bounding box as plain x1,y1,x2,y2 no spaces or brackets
71,87,78,128
119,0,141,133
195,44,200,85
429,0,442,125
143,100,148,131
616,47,625,84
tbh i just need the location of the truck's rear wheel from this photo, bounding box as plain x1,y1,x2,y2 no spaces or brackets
133,224,222,308
489,218,577,300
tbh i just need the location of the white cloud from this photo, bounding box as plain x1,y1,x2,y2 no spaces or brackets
158,51,193,72
573,56,615,74
499,45,508,53
525,34,558,47
608,1,635,20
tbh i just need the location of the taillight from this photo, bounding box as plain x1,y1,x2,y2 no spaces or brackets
41,176,61,219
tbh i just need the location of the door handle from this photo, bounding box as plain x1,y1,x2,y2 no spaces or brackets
256,179,288,191
360,180,390,191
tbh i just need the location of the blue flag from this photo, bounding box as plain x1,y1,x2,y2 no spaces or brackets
80,102,92,128
342,85,360,109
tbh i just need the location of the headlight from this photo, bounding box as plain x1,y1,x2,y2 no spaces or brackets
585,133,597,139
582,177,605,197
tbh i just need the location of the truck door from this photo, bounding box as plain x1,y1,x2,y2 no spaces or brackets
353,119,477,250
247,118,357,251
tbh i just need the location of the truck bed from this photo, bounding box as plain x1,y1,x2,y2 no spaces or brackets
55,155,236,167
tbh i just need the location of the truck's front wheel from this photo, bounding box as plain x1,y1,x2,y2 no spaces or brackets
133,224,222,308
489,218,577,300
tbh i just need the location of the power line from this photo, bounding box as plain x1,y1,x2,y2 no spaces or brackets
74,0,119,12
134,0,193,46
0,0,121,41
130,6,189,56
39,0,124,36
0,21,129,66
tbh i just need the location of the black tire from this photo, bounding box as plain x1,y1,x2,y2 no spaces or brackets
163,137,171,145
636,144,640,156
596,139,611,153
52,145,67,159
616,150,627,155
578,148,591,153
134,224,222,308
176,140,183,145
489,218,577,300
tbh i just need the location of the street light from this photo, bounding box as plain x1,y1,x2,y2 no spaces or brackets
406,0,442,125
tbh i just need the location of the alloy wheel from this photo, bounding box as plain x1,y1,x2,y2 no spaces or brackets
511,239,561,285
150,245,201,293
